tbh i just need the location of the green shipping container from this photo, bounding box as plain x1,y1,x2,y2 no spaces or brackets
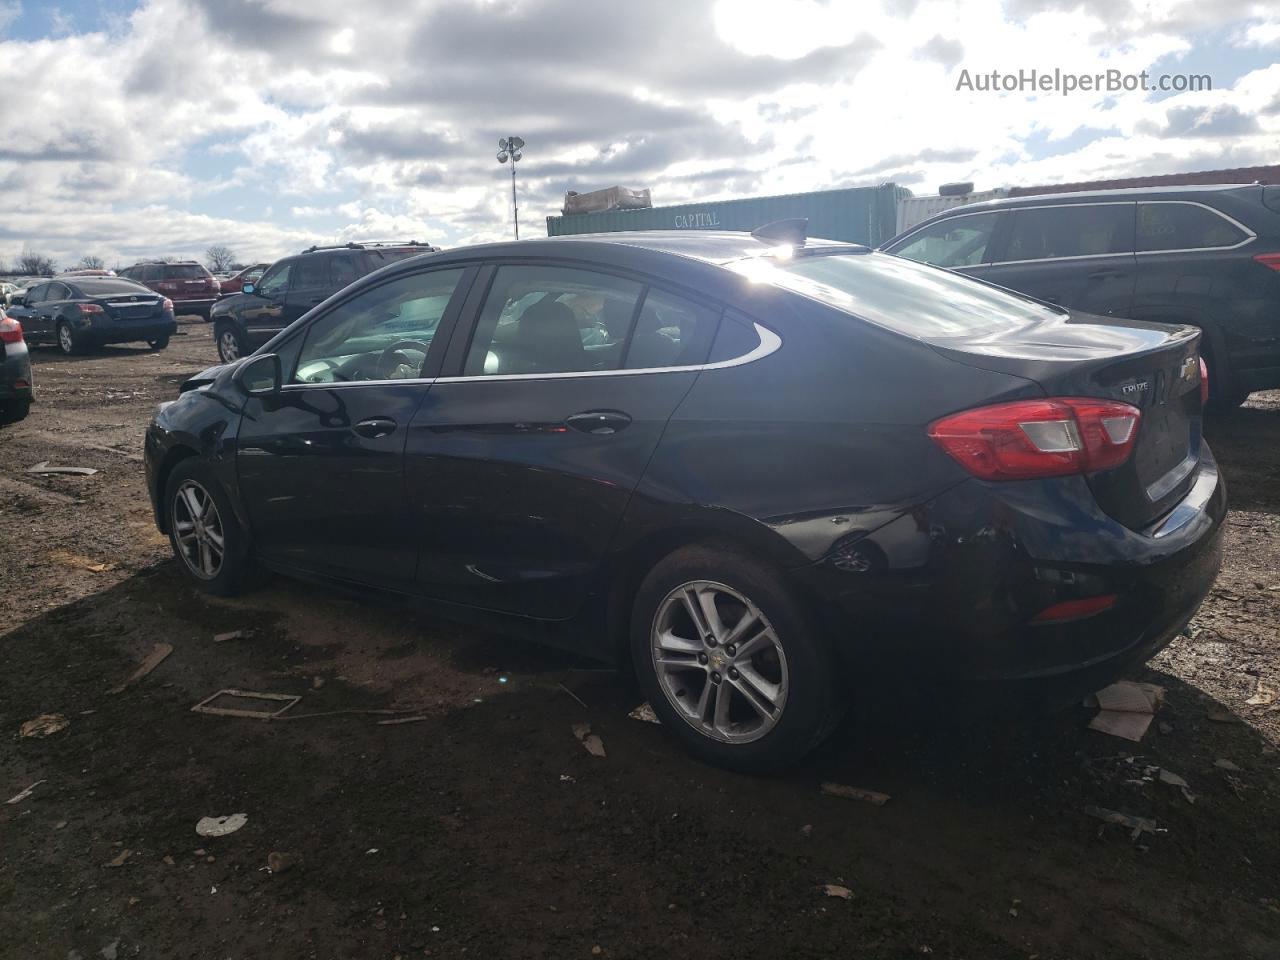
546,183,906,246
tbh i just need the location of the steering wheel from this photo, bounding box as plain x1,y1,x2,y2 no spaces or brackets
375,339,431,380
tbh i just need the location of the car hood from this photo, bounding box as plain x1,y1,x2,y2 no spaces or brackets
180,359,243,394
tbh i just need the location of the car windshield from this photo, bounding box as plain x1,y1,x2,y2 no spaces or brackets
75,279,154,296
729,251,1060,338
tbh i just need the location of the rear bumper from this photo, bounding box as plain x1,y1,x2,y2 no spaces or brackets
88,318,177,344
795,447,1226,698
172,298,216,313
1,344,34,401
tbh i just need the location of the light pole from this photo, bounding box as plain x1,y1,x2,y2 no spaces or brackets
497,136,525,240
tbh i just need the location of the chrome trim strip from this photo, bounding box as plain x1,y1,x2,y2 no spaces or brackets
1145,450,1199,503
274,324,780,390
1149,460,1217,540
1133,200,1256,254
432,323,781,384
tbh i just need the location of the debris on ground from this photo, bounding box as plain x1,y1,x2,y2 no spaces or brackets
195,813,248,837
799,823,813,837
1207,709,1240,724
191,689,300,720
820,883,854,899
376,715,429,726
559,774,576,783
1215,758,1243,772
558,682,588,709
5,780,47,805
1156,768,1196,803
1245,681,1276,707
19,714,70,738
267,851,299,874
48,550,115,573
108,642,173,695
572,723,606,758
105,849,132,868
212,630,253,643
628,702,661,724
821,782,891,806
1087,681,1166,741
27,461,98,476
100,939,120,960
1084,805,1164,841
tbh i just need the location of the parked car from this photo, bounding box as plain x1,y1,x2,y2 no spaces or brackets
7,276,176,354
2,278,44,306
880,183,1280,408
60,268,116,277
119,261,220,319
145,226,1225,771
217,262,270,297
0,305,33,424
209,242,437,363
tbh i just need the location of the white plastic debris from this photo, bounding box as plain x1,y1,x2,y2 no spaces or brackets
195,813,248,837
628,702,661,725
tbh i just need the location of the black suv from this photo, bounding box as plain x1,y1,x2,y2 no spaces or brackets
210,241,438,362
881,184,1280,407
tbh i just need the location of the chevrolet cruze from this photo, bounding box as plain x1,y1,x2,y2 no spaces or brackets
145,226,1225,771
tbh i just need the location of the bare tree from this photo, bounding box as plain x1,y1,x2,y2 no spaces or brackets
206,245,236,273
77,254,105,270
16,250,56,275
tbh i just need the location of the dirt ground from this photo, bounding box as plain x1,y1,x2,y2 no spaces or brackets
1,319,1278,960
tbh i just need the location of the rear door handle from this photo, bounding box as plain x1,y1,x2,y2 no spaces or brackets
565,410,632,435
353,417,398,439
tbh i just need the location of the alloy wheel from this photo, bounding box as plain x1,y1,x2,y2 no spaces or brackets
172,480,226,580
218,330,240,362
58,324,73,354
651,580,789,743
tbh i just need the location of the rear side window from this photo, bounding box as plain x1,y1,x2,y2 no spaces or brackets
76,279,154,297
463,265,643,376
709,310,762,362
164,264,210,280
1001,204,1133,262
1137,202,1249,251
140,265,162,282
47,283,71,300
623,288,719,369
889,212,999,268
735,251,1059,339
329,255,359,290
364,248,429,269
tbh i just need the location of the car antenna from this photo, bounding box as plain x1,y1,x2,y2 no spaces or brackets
751,218,808,247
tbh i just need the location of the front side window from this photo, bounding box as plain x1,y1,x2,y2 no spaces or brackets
292,268,465,384
1002,204,1133,262
256,261,292,298
463,265,643,376
1137,202,1249,251
25,284,48,303
889,212,999,268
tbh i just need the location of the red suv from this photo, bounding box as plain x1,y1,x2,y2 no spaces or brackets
120,261,221,319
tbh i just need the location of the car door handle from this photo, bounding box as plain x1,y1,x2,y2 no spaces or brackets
565,410,632,435
353,417,398,439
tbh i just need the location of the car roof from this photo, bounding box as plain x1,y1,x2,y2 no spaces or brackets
935,182,1258,214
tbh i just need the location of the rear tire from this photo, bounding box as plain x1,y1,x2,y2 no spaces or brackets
630,542,844,773
0,399,30,425
163,459,253,596
215,323,247,364
1200,338,1249,411
148,336,170,350
56,320,85,356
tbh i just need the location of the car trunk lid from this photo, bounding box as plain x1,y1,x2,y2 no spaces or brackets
100,295,164,321
928,312,1203,530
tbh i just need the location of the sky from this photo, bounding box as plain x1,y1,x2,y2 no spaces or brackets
0,0,1277,270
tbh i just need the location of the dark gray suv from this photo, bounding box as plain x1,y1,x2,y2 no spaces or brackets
882,184,1280,407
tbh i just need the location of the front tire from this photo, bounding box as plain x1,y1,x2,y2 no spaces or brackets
148,336,170,350
630,542,843,773
164,459,252,596
215,322,247,364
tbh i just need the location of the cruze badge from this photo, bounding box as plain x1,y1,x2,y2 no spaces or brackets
1121,381,1150,395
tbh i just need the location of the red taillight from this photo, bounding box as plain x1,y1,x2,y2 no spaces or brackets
928,397,1142,480
0,316,22,344
1253,253,1280,272
80,303,104,315
1031,594,1117,624
1198,356,1209,407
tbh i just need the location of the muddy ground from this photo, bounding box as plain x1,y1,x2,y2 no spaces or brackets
1,319,1278,960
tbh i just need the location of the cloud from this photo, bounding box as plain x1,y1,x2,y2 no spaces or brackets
916,34,964,68
1156,103,1261,137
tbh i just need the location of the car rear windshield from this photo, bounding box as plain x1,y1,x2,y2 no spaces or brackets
164,264,210,279
75,279,156,296
732,251,1059,338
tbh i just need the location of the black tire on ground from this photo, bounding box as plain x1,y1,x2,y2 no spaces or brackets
629,541,844,773
0,399,31,425
1201,339,1250,411
214,322,247,364
163,458,254,597
148,336,170,350
56,320,86,356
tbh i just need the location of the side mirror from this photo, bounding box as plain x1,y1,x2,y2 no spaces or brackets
233,353,281,396
242,282,256,295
